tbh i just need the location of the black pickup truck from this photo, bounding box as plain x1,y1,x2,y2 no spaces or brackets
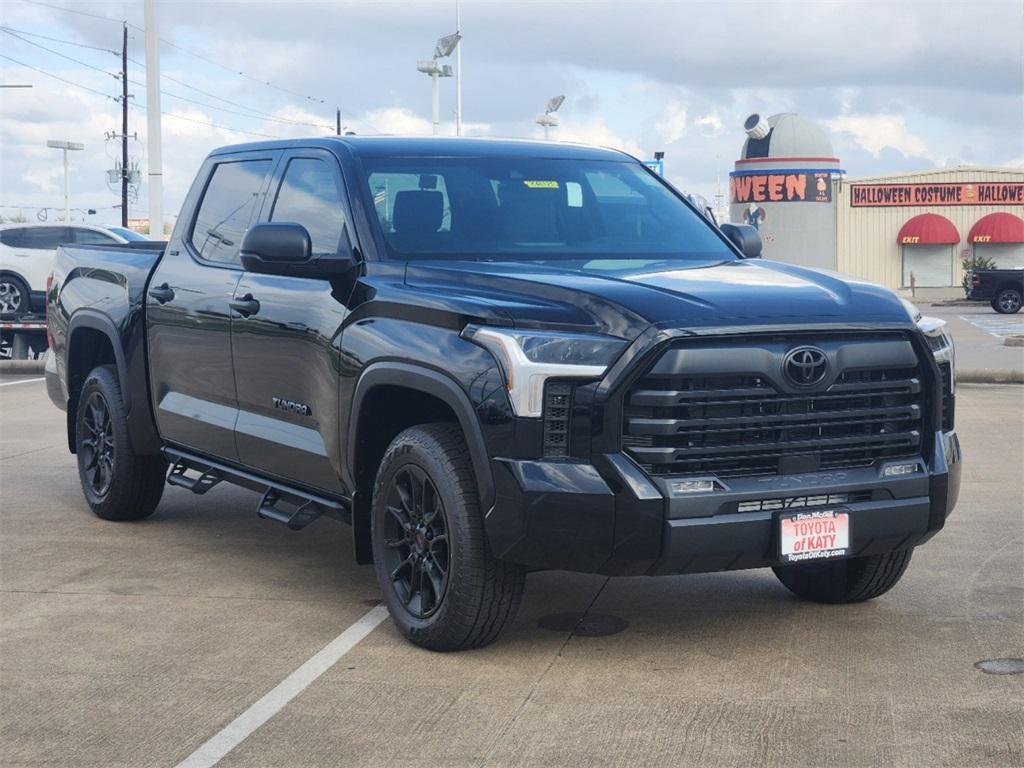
967,268,1023,313
46,137,961,650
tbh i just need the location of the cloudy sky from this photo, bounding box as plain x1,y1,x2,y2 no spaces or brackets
1,0,1021,227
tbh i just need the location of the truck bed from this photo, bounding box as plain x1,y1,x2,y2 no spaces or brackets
47,240,168,453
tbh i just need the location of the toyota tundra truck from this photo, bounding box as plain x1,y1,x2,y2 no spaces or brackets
45,137,961,650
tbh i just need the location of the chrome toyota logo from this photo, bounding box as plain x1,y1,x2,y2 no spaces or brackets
783,346,829,387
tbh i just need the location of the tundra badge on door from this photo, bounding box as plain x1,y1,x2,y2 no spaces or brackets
272,397,312,417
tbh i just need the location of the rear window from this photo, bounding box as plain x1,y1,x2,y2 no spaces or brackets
0,228,24,247
363,157,733,263
191,159,274,265
3,227,68,250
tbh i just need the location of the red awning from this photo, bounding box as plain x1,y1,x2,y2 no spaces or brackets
968,212,1024,244
897,213,960,245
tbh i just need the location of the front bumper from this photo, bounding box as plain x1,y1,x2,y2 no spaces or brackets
486,430,961,576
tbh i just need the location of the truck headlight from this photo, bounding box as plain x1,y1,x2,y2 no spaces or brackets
918,314,955,393
462,325,627,417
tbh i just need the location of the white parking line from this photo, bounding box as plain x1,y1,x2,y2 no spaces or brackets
175,604,389,768
958,314,1024,339
0,377,45,387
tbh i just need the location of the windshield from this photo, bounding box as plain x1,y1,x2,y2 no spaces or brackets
362,157,734,262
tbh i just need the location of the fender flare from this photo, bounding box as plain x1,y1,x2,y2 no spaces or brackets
66,310,131,411
65,309,130,411
348,362,495,510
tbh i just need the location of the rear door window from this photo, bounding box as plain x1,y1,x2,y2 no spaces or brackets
0,228,24,247
191,159,274,265
269,158,347,256
13,227,69,250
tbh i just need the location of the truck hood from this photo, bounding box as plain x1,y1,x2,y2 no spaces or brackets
404,257,913,338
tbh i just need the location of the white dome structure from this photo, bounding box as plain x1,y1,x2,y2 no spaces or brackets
741,112,835,160
731,113,843,271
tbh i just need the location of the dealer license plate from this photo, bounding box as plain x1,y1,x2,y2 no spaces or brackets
779,509,850,563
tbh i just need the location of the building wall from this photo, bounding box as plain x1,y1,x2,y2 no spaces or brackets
835,167,1024,291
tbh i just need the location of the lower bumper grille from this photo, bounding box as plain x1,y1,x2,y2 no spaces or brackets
623,335,925,479
735,490,873,513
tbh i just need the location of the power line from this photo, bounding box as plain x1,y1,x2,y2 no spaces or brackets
0,25,119,54
125,57,334,129
1,52,284,139
12,3,380,135
0,24,327,129
127,21,329,106
0,28,120,79
0,53,115,100
21,0,327,105
2,26,328,133
127,101,284,140
21,0,124,25
125,76,332,131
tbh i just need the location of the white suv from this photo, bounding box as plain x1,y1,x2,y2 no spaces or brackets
0,224,134,318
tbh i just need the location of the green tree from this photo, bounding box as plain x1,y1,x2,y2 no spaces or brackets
962,250,998,291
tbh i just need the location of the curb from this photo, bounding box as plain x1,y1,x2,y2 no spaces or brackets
0,360,45,375
957,368,1024,385
1004,335,1024,348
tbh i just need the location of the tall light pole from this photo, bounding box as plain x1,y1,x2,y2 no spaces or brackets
144,0,163,236
46,140,84,221
455,0,462,136
535,95,565,140
417,32,460,135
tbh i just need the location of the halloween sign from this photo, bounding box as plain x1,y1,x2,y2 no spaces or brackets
730,172,832,204
850,182,1024,207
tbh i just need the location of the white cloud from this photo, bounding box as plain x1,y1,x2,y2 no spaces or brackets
654,100,688,145
549,118,645,158
694,113,725,138
352,107,490,137
826,114,931,160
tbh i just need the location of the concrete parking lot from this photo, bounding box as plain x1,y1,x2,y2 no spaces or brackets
1,376,1022,768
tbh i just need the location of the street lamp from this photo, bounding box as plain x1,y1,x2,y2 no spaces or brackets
535,95,565,140
46,140,84,222
417,32,460,135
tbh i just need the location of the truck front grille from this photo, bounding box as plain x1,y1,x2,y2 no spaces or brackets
623,337,924,478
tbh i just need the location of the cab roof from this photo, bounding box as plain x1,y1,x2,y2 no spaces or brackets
210,135,635,162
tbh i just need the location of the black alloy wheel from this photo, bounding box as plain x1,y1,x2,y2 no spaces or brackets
381,465,450,619
74,365,167,521
994,288,1022,314
79,391,115,497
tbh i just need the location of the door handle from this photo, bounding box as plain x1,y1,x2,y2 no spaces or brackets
148,283,175,304
229,294,261,317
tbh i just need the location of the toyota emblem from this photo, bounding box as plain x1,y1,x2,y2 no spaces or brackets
783,346,829,387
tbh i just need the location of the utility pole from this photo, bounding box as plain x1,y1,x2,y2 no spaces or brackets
455,0,462,136
46,141,84,221
144,0,163,237
121,22,129,227
336,107,341,136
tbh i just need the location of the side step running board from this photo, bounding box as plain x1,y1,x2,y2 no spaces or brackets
257,489,323,531
162,447,351,529
167,461,223,494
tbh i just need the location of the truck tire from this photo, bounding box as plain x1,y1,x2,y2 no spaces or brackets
0,275,29,319
370,423,525,651
992,288,1022,314
75,365,167,521
772,549,912,604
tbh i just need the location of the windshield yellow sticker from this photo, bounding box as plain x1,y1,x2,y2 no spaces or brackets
523,180,559,189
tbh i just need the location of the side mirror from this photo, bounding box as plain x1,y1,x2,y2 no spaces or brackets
240,222,357,278
720,223,763,259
